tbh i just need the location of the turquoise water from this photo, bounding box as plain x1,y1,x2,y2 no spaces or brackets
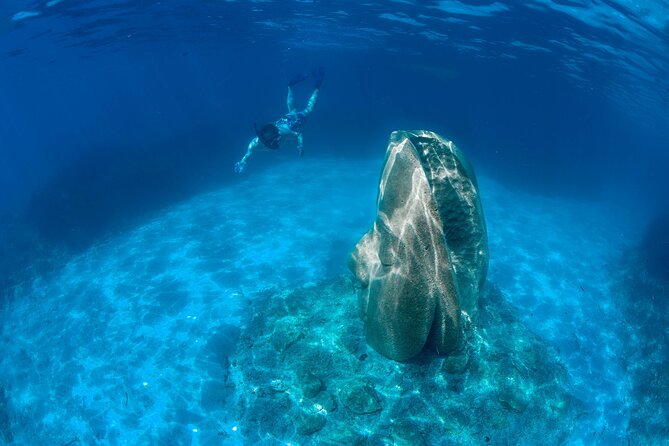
1,1,668,444
2,157,661,444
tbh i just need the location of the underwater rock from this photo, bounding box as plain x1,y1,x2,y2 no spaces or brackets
320,432,367,446
268,379,288,394
498,385,530,413
296,406,327,435
230,278,579,445
442,352,470,374
246,391,294,439
300,372,324,398
270,317,304,353
391,419,427,446
349,130,488,361
342,382,382,414
312,392,337,413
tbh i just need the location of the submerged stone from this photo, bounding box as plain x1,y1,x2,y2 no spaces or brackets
349,130,488,361
320,432,367,446
342,382,382,414
268,379,288,394
498,386,530,413
247,392,294,439
442,352,470,374
296,406,327,435
230,278,579,445
300,372,323,398
312,392,337,413
270,317,303,353
391,419,427,446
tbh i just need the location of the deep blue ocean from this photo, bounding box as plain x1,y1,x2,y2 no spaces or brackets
1,1,668,445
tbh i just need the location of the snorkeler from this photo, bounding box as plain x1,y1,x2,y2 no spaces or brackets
234,67,324,173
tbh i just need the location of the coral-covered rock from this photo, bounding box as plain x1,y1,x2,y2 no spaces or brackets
300,372,323,398
296,406,327,435
342,382,382,414
442,352,470,374
271,317,303,353
229,278,579,446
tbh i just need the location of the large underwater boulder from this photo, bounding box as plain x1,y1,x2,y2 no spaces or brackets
349,130,488,361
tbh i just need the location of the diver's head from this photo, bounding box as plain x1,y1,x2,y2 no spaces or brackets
255,122,281,149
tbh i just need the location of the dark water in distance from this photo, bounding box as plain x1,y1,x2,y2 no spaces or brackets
0,0,669,226
0,1,668,278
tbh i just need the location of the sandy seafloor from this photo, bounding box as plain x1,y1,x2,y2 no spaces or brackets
0,154,663,445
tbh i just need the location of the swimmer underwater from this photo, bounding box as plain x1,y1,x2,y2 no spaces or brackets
234,67,325,173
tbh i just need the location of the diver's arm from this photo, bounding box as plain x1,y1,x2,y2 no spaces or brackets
297,133,304,157
235,137,259,173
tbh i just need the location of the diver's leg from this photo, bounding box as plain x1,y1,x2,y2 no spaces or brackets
235,137,259,173
287,86,296,113
297,133,304,157
302,89,319,116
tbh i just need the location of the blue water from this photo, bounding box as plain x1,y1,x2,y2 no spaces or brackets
1,1,668,445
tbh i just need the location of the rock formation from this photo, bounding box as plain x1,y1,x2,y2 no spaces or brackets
349,130,488,361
